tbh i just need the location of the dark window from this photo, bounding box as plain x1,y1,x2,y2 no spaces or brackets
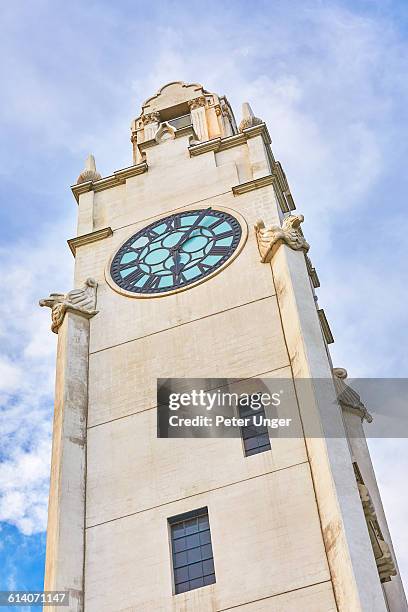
169,507,216,594
239,398,271,457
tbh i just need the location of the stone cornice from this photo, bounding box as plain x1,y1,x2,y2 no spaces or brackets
71,161,148,204
67,227,113,256
317,308,334,344
189,137,223,155
188,123,272,158
232,162,296,213
232,174,275,195
272,161,296,211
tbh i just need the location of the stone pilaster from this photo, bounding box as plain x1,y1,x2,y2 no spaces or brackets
270,245,388,612
40,281,98,612
76,190,95,236
43,312,89,612
75,156,102,235
142,111,160,141
188,97,209,141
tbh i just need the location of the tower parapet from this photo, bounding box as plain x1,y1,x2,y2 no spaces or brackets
131,81,237,162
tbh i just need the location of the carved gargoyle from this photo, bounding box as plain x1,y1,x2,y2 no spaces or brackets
254,214,310,263
39,278,98,334
333,367,373,423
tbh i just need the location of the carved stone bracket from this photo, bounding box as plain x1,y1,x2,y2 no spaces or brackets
220,103,231,118
154,122,177,143
141,111,161,125
188,96,206,110
39,278,98,334
239,115,263,132
333,368,373,423
254,214,310,263
305,254,320,288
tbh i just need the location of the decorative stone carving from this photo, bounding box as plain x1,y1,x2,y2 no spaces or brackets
188,96,206,110
220,102,232,119
76,154,102,185
305,254,320,288
333,368,373,422
353,463,397,583
154,122,176,143
238,102,263,132
39,278,98,334
254,215,309,262
141,111,161,125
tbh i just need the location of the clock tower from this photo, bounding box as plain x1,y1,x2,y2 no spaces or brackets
40,82,407,612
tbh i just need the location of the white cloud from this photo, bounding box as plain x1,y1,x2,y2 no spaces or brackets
0,220,72,535
0,357,22,393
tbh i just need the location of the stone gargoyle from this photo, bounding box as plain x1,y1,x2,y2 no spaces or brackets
39,278,98,334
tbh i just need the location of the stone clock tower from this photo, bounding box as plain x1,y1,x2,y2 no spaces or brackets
40,82,407,612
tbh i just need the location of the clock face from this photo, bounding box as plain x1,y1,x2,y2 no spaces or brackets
108,208,245,296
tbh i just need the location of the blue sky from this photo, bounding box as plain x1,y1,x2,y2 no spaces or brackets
1,0,408,604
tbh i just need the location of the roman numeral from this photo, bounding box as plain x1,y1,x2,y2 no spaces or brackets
123,269,145,287
208,217,224,230
119,259,139,271
209,245,229,256
143,275,161,290
214,230,234,240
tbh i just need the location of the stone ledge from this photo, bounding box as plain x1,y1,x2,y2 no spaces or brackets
71,161,148,203
232,163,296,213
188,123,272,157
232,174,275,195
68,227,113,256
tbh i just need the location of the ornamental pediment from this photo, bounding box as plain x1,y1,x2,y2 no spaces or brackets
142,81,209,114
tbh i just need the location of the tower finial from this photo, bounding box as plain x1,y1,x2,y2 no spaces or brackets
238,102,263,133
76,154,102,184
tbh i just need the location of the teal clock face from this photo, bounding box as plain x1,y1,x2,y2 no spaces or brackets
109,208,243,296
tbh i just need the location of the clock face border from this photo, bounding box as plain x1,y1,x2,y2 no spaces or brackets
104,205,248,299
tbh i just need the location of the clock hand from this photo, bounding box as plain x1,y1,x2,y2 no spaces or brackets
171,248,185,283
173,249,181,280
173,207,212,250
